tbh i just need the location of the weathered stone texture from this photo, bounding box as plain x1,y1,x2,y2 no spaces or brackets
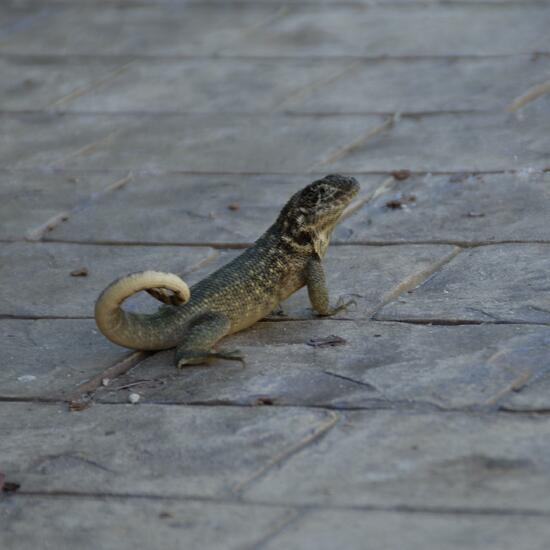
0,243,216,316
1,497,293,550
1,112,547,172
0,402,337,497
0,169,124,240
262,510,550,550
47,173,374,245
95,321,550,411
245,410,550,511
335,172,550,244
377,244,550,324
0,319,131,399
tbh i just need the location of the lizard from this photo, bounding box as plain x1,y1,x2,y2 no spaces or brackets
95,174,359,368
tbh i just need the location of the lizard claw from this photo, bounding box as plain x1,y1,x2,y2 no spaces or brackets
317,297,357,317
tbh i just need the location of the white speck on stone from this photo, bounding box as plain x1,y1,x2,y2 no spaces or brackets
517,167,539,182
128,393,140,404
101,378,110,387
17,375,37,382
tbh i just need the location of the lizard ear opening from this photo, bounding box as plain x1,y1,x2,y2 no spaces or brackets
294,229,312,246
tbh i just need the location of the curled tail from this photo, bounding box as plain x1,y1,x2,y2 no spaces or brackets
95,271,190,351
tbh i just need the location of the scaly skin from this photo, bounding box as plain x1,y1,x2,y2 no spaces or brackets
95,174,359,367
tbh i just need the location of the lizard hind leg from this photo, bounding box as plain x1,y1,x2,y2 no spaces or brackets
175,311,244,368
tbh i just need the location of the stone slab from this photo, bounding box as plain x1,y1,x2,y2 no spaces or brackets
0,319,133,399
0,113,378,172
245,409,550,511
0,402,337,497
47,174,381,244
49,58,349,114
0,3,280,56
0,55,121,111
0,242,216,316
335,172,550,244
7,56,544,115
0,496,293,550
225,5,550,57
0,113,123,169
3,4,547,57
377,244,550,324
0,169,125,241
262,509,550,550
327,112,549,173
284,56,550,113
1,112,546,173
264,510,550,550
49,171,550,246
95,320,550,411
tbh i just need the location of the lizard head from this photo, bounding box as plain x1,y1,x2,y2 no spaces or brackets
276,174,360,253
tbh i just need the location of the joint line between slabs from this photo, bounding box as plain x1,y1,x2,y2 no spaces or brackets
9,490,550,518
231,411,340,495
368,245,463,319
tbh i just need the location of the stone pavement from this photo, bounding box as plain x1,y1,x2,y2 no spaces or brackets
1,0,550,548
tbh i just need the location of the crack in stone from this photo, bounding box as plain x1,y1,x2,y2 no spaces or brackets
311,115,396,169
370,246,463,319
322,370,380,392
10,490,550,518
244,509,309,550
231,410,340,495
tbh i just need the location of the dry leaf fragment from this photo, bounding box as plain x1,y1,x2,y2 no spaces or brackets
306,335,347,348
70,267,89,277
391,169,411,181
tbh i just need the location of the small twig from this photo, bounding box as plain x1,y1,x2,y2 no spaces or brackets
507,80,550,112
313,114,397,168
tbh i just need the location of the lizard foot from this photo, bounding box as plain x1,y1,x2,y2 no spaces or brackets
176,349,246,369
319,297,357,317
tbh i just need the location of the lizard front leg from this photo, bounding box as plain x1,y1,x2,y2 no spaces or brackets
305,255,355,316
175,311,244,368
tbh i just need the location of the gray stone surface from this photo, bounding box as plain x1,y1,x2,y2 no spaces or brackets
336,172,550,244
0,3,280,56
0,242,216,316
50,58,350,114
0,169,125,240
47,173,381,245
6,56,546,115
2,0,550,548
326,112,549,173
284,56,550,113
377,244,550,324
245,409,550,510
225,5,550,57
0,402,337,497
0,112,379,172
48,171,550,246
7,4,548,57
95,321,550,411
0,319,131,399
1,112,548,172
262,510,550,550
0,496,294,550
0,56,121,111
